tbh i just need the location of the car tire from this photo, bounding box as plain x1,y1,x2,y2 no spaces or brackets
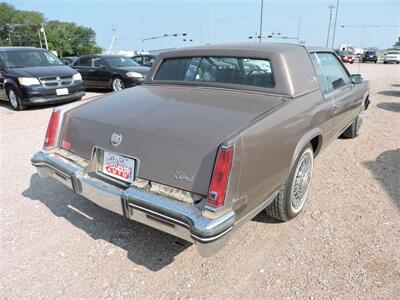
341,105,365,139
111,76,125,92
383,61,387,64
6,86,25,111
266,144,314,222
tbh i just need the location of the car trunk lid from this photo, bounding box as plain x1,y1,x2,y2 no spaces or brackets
62,85,283,195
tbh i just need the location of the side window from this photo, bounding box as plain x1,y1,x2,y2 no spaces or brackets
92,57,106,68
76,57,91,66
143,56,154,65
0,51,5,70
315,52,351,91
133,56,142,64
310,53,330,94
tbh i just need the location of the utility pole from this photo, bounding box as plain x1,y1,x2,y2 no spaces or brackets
140,15,149,51
259,0,264,43
38,29,42,48
108,26,117,54
293,16,301,44
8,33,11,46
331,0,340,48
326,4,334,47
41,23,48,50
209,0,214,43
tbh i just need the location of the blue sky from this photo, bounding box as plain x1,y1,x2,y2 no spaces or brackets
6,0,400,51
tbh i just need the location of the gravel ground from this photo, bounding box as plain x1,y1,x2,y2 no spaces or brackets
1,64,399,299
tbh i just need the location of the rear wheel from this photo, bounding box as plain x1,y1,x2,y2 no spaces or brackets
111,76,125,91
266,144,314,221
7,86,25,111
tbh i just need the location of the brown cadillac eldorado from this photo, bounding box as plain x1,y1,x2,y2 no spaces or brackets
31,43,370,256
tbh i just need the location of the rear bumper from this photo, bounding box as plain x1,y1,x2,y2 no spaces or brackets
31,151,235,256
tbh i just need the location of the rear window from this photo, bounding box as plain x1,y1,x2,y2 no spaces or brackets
154,56,274,88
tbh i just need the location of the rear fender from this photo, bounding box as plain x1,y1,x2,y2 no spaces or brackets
289,128,322,173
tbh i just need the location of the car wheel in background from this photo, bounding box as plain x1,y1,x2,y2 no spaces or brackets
111,76,125,91
266,144,314,222
7,86,25,111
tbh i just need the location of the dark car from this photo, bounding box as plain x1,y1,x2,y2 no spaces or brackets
337,51,355,64
131,54,157,67
361,51,377,63
72,55,150,91
60,56,78,66
0,47,84,111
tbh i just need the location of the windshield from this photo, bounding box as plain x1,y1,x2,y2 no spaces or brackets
154,56,274,88
3,49,63,68
103,56,139,67
387,51,400,55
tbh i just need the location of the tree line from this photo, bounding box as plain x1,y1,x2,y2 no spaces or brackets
0,3,102,56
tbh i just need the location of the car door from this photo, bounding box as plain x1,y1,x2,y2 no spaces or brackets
91,57,111,88
313,52,361,138
73,56,93,86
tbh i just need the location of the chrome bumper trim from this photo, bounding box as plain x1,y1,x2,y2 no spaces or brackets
31,151,235,256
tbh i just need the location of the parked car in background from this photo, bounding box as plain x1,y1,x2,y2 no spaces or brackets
60,56,78,66
72,55,150,91
337,51,355,64
383,50,400,64
32,43,369,256
0,47,84,111
361,51,377,63
131,54,158,67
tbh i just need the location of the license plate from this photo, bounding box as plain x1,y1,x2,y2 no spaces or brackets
56,88,69,96
102,151,135,183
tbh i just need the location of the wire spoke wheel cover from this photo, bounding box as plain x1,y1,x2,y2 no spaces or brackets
290,150,313,213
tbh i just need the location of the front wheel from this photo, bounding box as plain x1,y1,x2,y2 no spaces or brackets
111,77,125,91
7,86,25,111
342,105,365,138
266,144,314,221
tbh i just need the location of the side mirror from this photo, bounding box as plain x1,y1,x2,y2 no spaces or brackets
351,74,363,84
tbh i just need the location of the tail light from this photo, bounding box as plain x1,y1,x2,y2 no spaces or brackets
43,109,61,148
206,146,233,209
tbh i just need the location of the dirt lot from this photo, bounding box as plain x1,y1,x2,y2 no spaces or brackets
1,64,399,299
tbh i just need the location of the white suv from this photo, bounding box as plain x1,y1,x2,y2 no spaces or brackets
383,50,400,64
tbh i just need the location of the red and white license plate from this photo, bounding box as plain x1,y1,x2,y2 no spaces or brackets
102,151,135,183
